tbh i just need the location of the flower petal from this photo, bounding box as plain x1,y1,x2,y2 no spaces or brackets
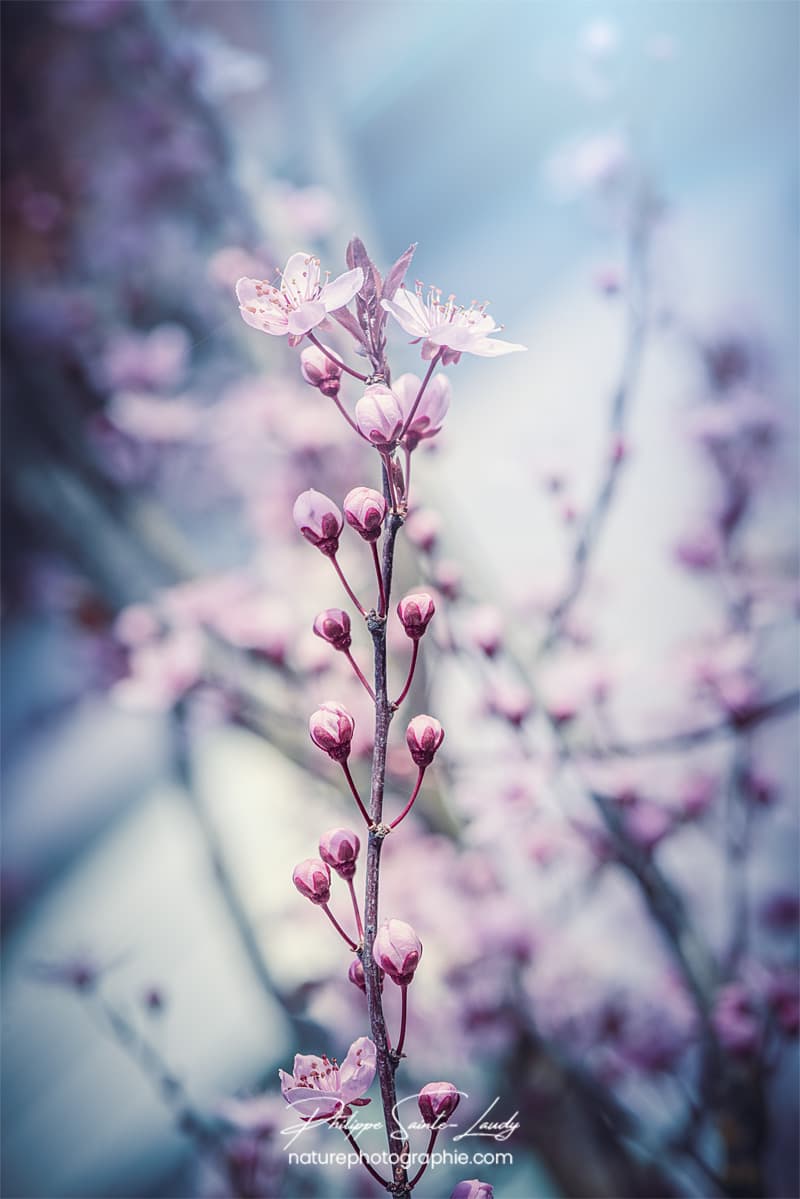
281,252,318,304
287,301,327,336
239,304,288,335
321,267,364,311
281,1089,343,1120
381,293,429,339
338,1036,377,1102
464,336,528,357
392,373,422,419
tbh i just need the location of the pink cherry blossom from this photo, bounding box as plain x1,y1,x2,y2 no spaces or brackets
278,1036,376,1122
313,608,352,652
318,827,360,880
382,282,526,362
237,252,363,339
418,1081,461,1126
397,591,435,640
309,701,355,761
292,858,331,905
406,714,444,767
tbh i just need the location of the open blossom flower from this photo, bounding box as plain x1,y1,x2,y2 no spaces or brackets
382,282,526,363
292,489,343,555
393,372,451,448
373,918,422,986
279,1037,376,1122
237,252,363,339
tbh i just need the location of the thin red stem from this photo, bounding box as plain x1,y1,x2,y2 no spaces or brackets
341,760,372,827
409,1128,439,1189
339,1125,390,1187
393,639,419,709
389,767,425,831
344,648,375,700
347,877,364,941
380,451,400,512
330,393,361,435
371,542,387,616
398,350,442,440
321,903,357,951
306,330,368,383
402,443,412,505
396,984,408,1057
330,554,366,616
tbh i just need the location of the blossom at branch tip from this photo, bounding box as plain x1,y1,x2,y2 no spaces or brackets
292,858,331,905
418,1082,461,1126
354,384,405,449
279,1036,376,1122
309,701,355,761
382,282,526,363
393,371,451,449
373,918,422,986
343,486,387,542
319,827,360,880
313,608,352,652
397,591,436,640
293,489,343,555
300,343,343,396
406,714,444,767
450,1182,494,1199
236,252,363,339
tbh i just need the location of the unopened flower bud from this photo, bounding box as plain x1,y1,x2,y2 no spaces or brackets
344,486,386,542
397,591,435,640
373,918,422,986
300,343,343,397
355,384,405,449
451,1182,494,1199
348,958,384,993
313,608,351,652
292,489,343,556
309,701,355,762
406,714,444,768
319,827,360,880
466,605,503,657
292,858,331,905
405,508,441,554
418,1082,461,1127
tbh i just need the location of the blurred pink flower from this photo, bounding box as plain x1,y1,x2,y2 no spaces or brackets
102,323,190,392
237,252,363,339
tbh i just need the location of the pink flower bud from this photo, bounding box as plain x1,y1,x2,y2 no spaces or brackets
394,372,451,450
343,486,387,542
292,858,331,905
418,1082,461,1127
406,714,444,767
405,508,441,554
319,827,360,880
451,1181,494,1199
373,918,422,986
397,591,435,640
309,701,355,762
313,608,352,652
300,343,343,397
355,384,405,449
292,489,343,556
348,958,384,993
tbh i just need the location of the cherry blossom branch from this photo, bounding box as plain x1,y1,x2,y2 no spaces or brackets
341,760,372,828
346,877,364,942
321,902,358,951
306,330,368,383
398,350,443,440
371,541,387,616
393,640,419,709
390,767,425,831
329,554,366,616
344,647,376,700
